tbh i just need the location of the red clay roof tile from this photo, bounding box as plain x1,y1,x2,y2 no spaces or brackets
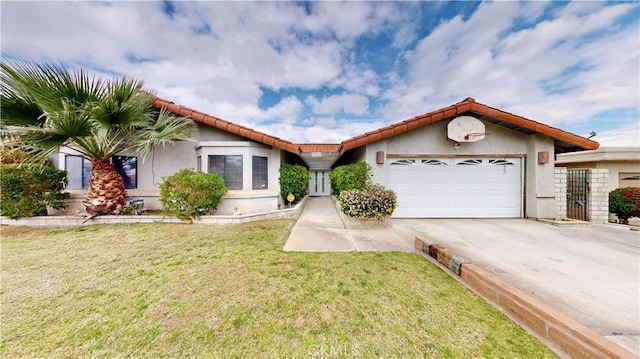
340,98,599,151
153,96,598,157
153,96,300,154
298,144,343,153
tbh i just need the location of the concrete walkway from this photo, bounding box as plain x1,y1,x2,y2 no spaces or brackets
283,196,412,252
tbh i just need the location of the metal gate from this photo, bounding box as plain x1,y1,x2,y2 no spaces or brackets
567,169,589,221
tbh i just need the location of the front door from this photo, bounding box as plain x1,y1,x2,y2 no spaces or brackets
309,170,331,196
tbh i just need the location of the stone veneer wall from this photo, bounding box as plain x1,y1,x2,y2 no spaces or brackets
588,169,609,224
554,167,567,220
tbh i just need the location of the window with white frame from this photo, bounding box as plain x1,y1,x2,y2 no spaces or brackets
252,156,268,190
209,155,243,190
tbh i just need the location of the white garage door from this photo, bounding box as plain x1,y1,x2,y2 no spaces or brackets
388,157,522,218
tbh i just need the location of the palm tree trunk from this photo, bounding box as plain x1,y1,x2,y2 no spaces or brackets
83,159,128,215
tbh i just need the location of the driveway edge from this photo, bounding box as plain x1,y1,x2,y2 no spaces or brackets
414,236,637,359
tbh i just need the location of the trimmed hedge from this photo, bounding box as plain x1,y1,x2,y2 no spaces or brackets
0,164,69,219
330,162,371,195
279,162,309,204
609,187,640,224
338,184,397,220
159,168,227,221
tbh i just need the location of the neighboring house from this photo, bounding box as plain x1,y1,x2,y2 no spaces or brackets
556,147,640,192
54,97,599,219
556,147,640,223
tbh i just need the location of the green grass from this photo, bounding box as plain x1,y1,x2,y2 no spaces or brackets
0,221,556,358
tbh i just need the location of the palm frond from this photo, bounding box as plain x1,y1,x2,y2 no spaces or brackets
92,78,152,129
2,60,196,163
42,98,94,137
2,124,69,162
133,108,197,157
1,64,45,127
72,127,129,161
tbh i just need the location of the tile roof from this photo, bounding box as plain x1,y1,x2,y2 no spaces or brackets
154,96,599,157
340,97,599,151
152,97,300,154
298,144,343,153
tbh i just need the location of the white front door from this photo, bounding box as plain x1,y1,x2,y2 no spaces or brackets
309,170,331,196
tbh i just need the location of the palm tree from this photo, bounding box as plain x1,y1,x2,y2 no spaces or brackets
1,60,197,215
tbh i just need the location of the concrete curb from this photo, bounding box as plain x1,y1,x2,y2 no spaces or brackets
414,236,637,359
0,196,308,227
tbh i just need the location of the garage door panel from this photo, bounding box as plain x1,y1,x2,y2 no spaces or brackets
388,157,521,218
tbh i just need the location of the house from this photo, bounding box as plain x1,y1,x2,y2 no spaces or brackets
556,147,640,192
556,147,640,223
54,97,599,219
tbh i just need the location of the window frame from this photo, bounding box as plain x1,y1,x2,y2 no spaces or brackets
208,155,243,190
252,156,268,190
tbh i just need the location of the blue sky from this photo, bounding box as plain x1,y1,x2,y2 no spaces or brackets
1,1,639,146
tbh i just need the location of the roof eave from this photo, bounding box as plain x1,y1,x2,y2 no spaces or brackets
152,97,300,154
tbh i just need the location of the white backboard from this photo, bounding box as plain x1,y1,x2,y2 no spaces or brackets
447,116,486,142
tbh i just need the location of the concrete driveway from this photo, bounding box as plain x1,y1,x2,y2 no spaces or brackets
390,218,640,355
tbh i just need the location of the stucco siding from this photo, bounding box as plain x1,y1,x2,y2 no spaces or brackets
525,135,556,219
197,123,246,141
135,141,196,191
384,121,530,155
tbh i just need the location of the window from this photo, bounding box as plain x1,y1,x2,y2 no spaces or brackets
422,159,448,166
456,159,483,165
252,156,268,190
389,159,416,166
66,155,92,189
113,156,137,189
197,156,202,172
209,155,243,190
489,159,515,166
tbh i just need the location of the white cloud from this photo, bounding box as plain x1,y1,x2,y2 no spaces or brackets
1,1,637,144
256,118,389,144
260,96,304,123
590,123,640,148
308,94,369,115
382,2,639,128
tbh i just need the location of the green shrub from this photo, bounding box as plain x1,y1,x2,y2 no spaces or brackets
330,162,371,195
338,184,397,220
609,187,640,224
279,162,309,204
159,168,227,221
0,164,69,219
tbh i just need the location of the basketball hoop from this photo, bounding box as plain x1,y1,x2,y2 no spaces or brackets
464,132,489,141
448,116,486,142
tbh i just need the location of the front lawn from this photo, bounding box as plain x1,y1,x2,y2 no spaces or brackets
1,221,555,358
